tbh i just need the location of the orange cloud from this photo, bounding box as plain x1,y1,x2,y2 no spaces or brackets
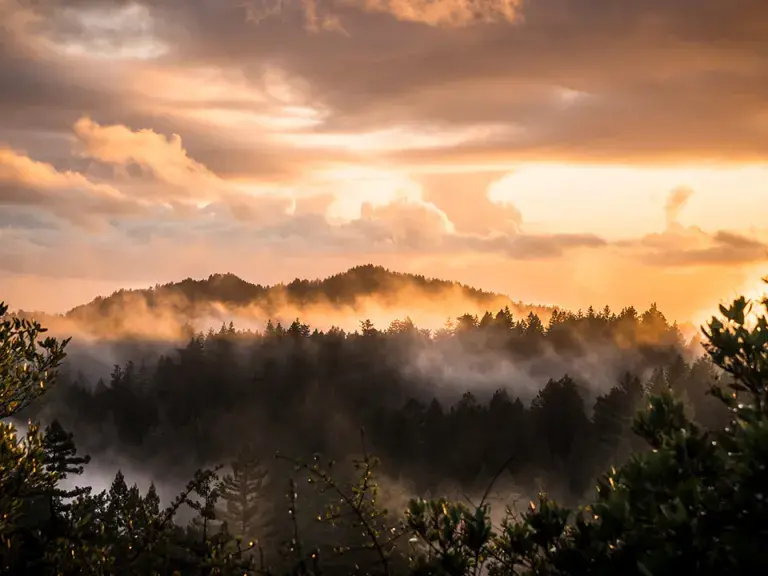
0,145,145,229
417,171,521,235
353,0,521,27
629,226,768,268
73,117,223,196
358,196,453,249
71,117,302,220
654,231,768,267
665,186,694,229
238,0,521,32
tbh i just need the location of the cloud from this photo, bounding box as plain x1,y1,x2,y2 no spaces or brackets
245,0,349,33
600,188,768,269
462,232,607,260
655,231,768,267
0,145,148,230
347,0,521,27
73,117,220,192
633,227,768,268
4,115,766,282
0,152,609,284
292,193,336,217
0,118,307,232
4,0,767,172
417,171,521,235
218,0,768,165
237,0,522,32
357,196,454,250
71,117,300,219
665,186,694,229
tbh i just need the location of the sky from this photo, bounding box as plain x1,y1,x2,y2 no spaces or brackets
1,0,767,324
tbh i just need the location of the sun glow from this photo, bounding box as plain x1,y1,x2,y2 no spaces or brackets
742,280,768,327
692,274,768,329
276,123,516,153
489,163,768,239
313,167,422,221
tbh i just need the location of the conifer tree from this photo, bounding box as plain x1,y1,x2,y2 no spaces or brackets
42,419,92,507
216,447,273,545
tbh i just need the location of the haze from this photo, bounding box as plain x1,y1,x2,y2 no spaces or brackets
2,0,768,323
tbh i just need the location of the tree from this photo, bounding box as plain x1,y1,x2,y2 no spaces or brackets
592,372,645,471
530,375,590,463
42,420,92,508
0,303,69,419
288,319,311,339
0,303,111,574
217,448,274,546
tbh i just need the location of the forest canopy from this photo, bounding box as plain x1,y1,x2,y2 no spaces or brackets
27,292,716,503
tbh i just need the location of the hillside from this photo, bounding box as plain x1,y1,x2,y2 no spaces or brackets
51,265,552,338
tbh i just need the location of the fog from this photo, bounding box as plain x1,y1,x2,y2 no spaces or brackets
4,268,713,544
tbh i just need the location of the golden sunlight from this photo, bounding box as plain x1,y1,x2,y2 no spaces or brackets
489,163,768,239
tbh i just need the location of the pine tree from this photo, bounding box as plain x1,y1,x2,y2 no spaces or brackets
216,448,273,544
42,419,91,508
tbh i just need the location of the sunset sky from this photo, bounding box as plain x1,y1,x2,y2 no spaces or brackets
1,0,767,323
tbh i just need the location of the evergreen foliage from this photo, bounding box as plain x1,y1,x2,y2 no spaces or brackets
217,447,275,546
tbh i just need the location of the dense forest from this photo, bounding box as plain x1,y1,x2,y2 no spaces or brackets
1,269,767,575
31,297,722,504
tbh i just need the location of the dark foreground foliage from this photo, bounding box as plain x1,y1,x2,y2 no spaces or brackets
1,278,768,575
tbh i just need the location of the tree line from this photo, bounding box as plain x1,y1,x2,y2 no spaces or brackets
31,303,726,504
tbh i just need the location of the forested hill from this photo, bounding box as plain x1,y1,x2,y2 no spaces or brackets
54,265,552,336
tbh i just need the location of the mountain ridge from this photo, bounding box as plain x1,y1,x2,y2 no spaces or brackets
6,264,703,344
62,264,550,321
